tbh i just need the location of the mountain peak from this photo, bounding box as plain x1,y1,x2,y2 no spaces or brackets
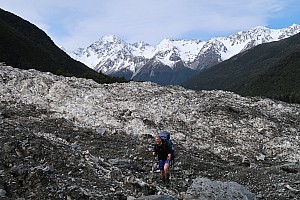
91,34,125,47
101,34,122,42
251,25,268,30
156,38,176,49
132,41,151,49
285,23,300,31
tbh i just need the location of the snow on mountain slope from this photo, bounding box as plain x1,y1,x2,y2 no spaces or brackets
217,24,300,60
71,35,149,74
68,24,300,82
153,39,205,67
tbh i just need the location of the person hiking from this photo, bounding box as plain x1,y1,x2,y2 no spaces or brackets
152,135,171,182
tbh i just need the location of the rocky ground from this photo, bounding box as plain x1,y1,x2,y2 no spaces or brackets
1,64,300,199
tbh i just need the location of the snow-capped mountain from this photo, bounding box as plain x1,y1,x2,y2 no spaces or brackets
68,24,300,85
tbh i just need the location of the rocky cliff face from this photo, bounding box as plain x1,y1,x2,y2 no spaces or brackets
1,64,300,199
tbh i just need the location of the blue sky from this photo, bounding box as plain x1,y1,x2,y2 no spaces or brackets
1,0,300,50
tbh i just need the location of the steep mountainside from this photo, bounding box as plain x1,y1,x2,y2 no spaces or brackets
132,59,195,86
1,64,300,199
0,8,125,84
69,25,300,85
244,45,300,103
183,32,300,104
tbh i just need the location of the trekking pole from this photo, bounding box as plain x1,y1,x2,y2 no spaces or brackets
169,160,173,182
150,156,155,182
170,159,175,182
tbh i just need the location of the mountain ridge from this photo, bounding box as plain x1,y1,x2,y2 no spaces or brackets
68,24,300,85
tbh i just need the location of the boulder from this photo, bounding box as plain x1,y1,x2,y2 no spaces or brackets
184,177,256,200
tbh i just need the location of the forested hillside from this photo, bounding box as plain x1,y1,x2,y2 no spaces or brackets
183,32,300,103
0,8,125,84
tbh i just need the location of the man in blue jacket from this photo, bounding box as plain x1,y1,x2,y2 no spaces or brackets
152,135,171,182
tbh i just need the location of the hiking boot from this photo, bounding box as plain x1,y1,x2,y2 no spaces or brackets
166,173,170,183
160,175,165,182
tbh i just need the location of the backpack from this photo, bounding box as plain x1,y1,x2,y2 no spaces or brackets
159,130,175,165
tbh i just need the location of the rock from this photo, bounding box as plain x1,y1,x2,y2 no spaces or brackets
280,163,300,173
135,195,177,200
0,189,6,197
240,156,251,167
125,176,157,196
97,127,106,135
285,185,300,193
109,158,137,169
185,177,256,200
110,167,123,181
255,154,265,161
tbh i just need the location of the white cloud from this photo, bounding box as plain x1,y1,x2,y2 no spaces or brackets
1,0,299,50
